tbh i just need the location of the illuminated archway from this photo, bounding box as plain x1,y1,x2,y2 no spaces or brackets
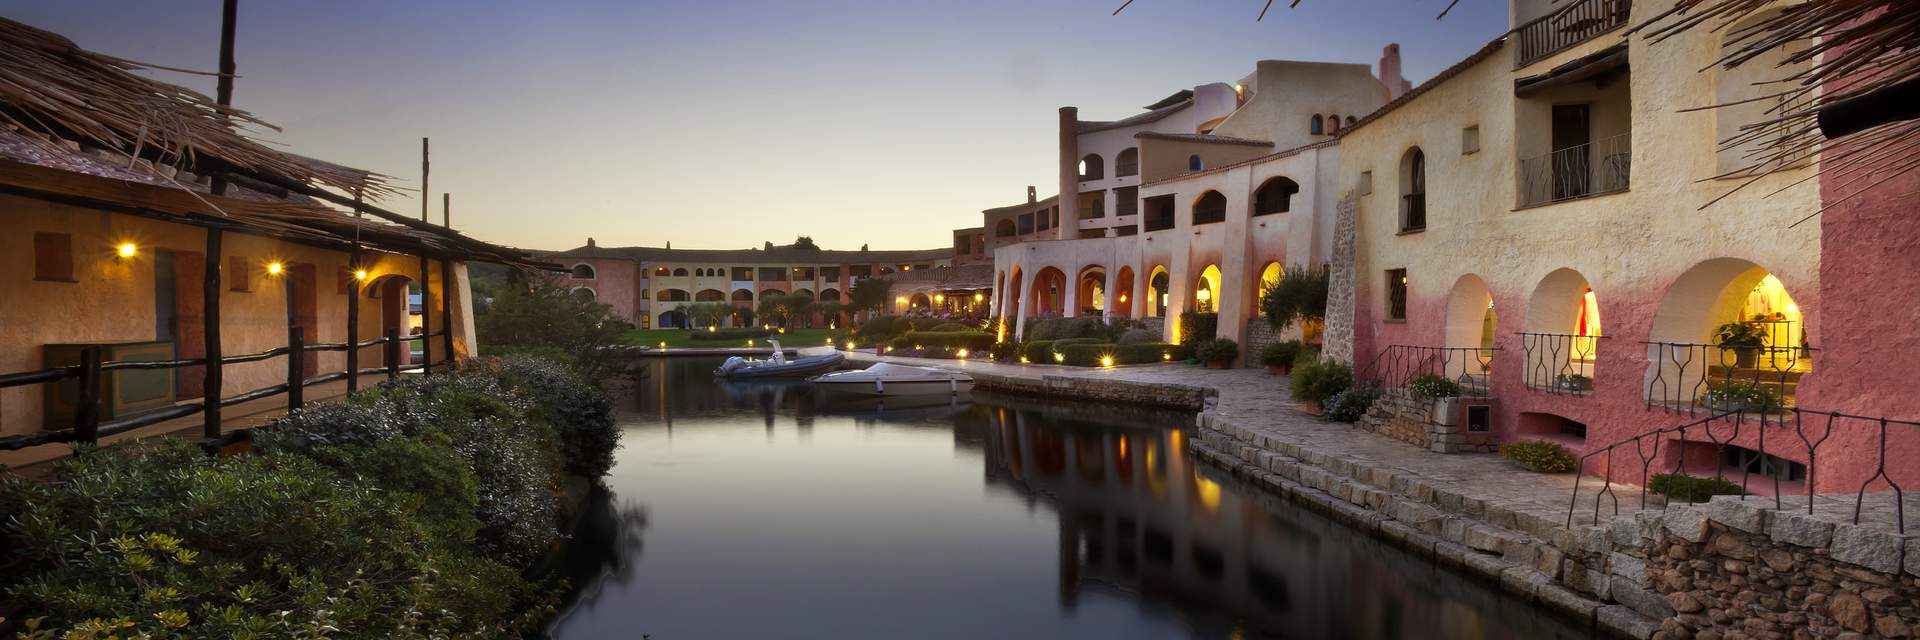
1030,266,1067,316
1523,269,1602,391
1147,265,1170,318
1646,258,1809,409
1258,262,1284,298
1194,264,1222,313
1112,266,1136,317
1444,274,1495,384
1077,265,1107,314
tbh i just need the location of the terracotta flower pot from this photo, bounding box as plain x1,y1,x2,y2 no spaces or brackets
1297,400,1323,416
1268,364,1293,376
1205,361,1229,369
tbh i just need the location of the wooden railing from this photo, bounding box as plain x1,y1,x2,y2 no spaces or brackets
1514,0,1631,68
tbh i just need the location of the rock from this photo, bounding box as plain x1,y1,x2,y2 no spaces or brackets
1768,512,1836,548
1761,548,1795,573
1613,575,1678,620
1828,591,1870,633
1669,592,1706,613
1876,614,1912,638
1829,524,1905,574
1861,587,1899,606
1666,508,1712,543
1713,532,1758,561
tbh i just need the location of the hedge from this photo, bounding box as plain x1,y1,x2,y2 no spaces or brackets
1054,342,1185,366
1291,360,1352,403
887,331,993,352
1648,473,1745,503
689,327,772,341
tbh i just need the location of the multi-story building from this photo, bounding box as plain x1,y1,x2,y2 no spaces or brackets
984,48,1411,344
548,240,954,328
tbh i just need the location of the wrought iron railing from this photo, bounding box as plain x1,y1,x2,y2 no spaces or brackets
1566,408,1914,534
1356,345,1498,396
1400,193,1426,232
1519,332,1604,395
1644,341,1811,415
1518,133,1631,207
1514,0,1632,68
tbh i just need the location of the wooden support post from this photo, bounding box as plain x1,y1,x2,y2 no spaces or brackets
346,246,361,392
419,255,433,374
210,0,238,196
441,258,455,366
385,327,402,379
75,347,102,445
202,228,223,438
287,325,304,410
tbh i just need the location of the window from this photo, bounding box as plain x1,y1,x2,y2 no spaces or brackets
1253,177,1299,216
849,264,872,278
1345,116,1356,127
1386,269,1408,320
1116,147,1139,177
819,288,842,302
33,232,74,282
1192,191,1227,225
228,256,251,292
1462,125,1481,155
1328,114,1341,134
673,268,688,276
995,219,1017,237
1187,155,1203,172
654,266,670,276
791,267,815,281
1079,153,1104,181
733,267,753,280
1310,115,1324,135
1358,170,1374,196
657,289,689,302
1399,147,1426,232
1723,444,1806,482
822,266,840,281
570,263,596,279
1037,208,1052,230
1144,195,1177,232
758,267,785,282
1018,213,1035,235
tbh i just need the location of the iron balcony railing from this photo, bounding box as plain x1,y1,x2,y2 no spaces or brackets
1518,132,1631,208
1643,341,1812,416
1514,0,1632,68
1519,332,1605,395
1566,408,1914,534
1356,345,1498,396
1400,193,1426,232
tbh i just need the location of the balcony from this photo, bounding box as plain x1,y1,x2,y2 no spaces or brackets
1514,0,1631,68
1400,193,1426,232
1518,133,1630,208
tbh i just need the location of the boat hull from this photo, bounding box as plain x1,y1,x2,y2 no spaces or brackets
812,378,974,397
716,353,845,379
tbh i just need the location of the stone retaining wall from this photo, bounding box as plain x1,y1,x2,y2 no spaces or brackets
970,371,1214,412
1354,389,1499,454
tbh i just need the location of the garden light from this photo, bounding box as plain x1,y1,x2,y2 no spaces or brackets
956,348,969,358
1020,356,1030,364
1053,353,1065,363
115,242,137,258
1162,353,1172,361
974,293,984,302
1100,355,1114,367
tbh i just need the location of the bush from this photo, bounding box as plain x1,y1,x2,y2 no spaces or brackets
989,339,1022,362
1408,373,1465,399
0,440,548,638
1648,473,1745,503
1260,340,1306,367
1021,340,1057,362
1024,318,1064,341
889,331,992,353
1117,328,1160,344
1291,360,1353,403
1702,380,1783,413
858,314,899,338
892,316,917,334
476,277,629,376
1323,384,1382,422
1179,311,1219,346
688,327,773,341
1054,342,1114,367
492,355,620,479
1500,440,1578,473
1260,264,1330,332
931,322,972,332
1195,339,1240,364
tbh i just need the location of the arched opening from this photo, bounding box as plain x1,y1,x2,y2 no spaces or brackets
657,288,690,302
759,288,786,298
995,219,1017,237
695,288,725,302
1444,274,1495,387
654,266,670,276
1113,266,1136,317
1077,266,1106,315
1148,266,1170,318
658,309,689,329
1079,153,1105,181
1328,114,1342,134
1030,266,1067,316
1192,190,1227,225
572,286,597,301
731,288,754,303
1345,116,1356,128
1004,267,1024,326
1116,147,1139,177
1194,264,1223,314
1522,269,1602,393
1187,155,1204,172
672,268,688,277
1646,258,1810,412
819,288,841,302
570,263,596,279
1399,147,1427,232
1258,262,1284,298
909,292,932,310
1310,115,1324,135
1253,177,1299,216
366,274,415,368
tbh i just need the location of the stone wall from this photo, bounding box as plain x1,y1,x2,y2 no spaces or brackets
970,371,1214,412
1321,195,1357,365
1352,389,1499,454
1242,318,1277,368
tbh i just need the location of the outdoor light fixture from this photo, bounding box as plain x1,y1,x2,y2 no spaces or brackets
115,242,137,258
266,262,284,276
777,328,786,334
1053,353,1065,363
1197,289,1212,302
974,293,984,302
1100,355,1115,367
845,341,856,350
658,342,667,349
708,326,717,332
1118,293,1128,303
354,269,369,281
1162,353,1172,361
935,294,945,303
1020,356,1030,364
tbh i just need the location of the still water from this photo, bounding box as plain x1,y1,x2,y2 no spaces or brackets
547,357,1590,639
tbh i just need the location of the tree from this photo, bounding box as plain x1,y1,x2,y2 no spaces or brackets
757,293,810,327
476,276,631,374
684,302,732,328
1261,264,1329,333
792,236,819,250
848,277,894,314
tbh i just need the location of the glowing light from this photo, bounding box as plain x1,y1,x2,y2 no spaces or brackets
844,341,856,350
935,294,945,303
902,265,912,271
895,296,908,304
1162,352,1172,361
266,262,283,275
1196,288,1212,302
658,342,667,349
708,326,717,332
914,345,924,350
956,348,969,359
353,269,369,281
1019,356,1031,364
115,242,137,258
1100,355,1115,367
1053,352,1065,363
973,293,984,302
777,328,786,334
1118,293,1128,303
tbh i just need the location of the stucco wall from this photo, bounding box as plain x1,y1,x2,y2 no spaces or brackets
1213,60,1389,151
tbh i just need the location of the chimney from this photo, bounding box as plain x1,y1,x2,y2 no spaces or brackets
764,241,774,250
666,241,672,250
587,237,597,247
1027,186,1037,204
1377,44,1412,99
1057,107,1080,239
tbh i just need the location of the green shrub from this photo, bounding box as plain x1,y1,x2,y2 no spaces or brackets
1408,373,1465,399
899,331,995,352
1260,340,1306,367
989,339,1022,362
1291,360,1353,403
931,322,972,332
493,355,620,479
1179,311,1219,346
1500,440,1578,473
1702,380,1783,413
1118,328,1160,344
1024,318,1064,341
1054,342,1114,367
1116,342,1184,364
891,316,918,334
0,439,548,638
1323,384,1382,422
688,327,772,341
1195,339,1240,364
1021,340,1057,362
476,277,629,376
1648,473,1745,503
858,314,899,337
1260,264,1330,332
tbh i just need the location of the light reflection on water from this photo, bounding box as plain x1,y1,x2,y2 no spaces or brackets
547,357,1590,639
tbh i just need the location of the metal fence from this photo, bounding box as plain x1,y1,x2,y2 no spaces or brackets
1518,133,1631,207
1356,345,1498,396
1643,341,1811,415
1519,332,1604,395
1514,0,1632,68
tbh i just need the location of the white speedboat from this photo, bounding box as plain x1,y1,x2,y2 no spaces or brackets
808,363,973,397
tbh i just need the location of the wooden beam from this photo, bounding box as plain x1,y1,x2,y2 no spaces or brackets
202,228,223,438
210,0,238,197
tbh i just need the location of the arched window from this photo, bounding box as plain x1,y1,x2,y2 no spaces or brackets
732,288,754,302
695,289,725,302
1187,155,1204,172
995,219,1017,237
1328,114,1342,134
657,289,690,302
1192,190,1227,225
1344,116,1356,127
654,266,669,276
570,263,596,279
1253,177,1299,216
819,288,842,302
1116,147,1139,177
571,286,597,301
1079,153,1105,181
673,268,688,277
1310,115,1324,135
1399,147,1426,232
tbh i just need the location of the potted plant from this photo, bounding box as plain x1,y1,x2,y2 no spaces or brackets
1196,339,1240,369
1714,321,1766,368
1702,380,1782,413
1553,372,1593,392
1260,340,1305,375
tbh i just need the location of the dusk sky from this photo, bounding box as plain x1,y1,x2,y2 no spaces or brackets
4,1,1505,253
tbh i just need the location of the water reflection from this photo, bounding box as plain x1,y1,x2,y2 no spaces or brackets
553,358,1589,639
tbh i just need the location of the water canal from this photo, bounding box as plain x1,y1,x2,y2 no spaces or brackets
547,357,1591,639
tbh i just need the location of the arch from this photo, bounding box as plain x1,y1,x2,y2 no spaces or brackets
1399,147,1427,232
1077,265,1107,314
819,288,841,302
1079,153,1105,181
1310,115,1324,135
759,288,786,297
1194,264,1223,313
1444,274,1494,350
791,288,815,300
1259,262,1284,295
1328,114,1342,134
658,309,689,329
569,263,596,279
909,292,932,310
656,288,690,302
571,286,597,301
1112,266,1136,317
731,288,754,302
672,267,688,277
1253,176,1299,216
1646,258,1811,409
1192,190,1227,225
695,288,726,302
1148,266,1170,318
995,219,1018,237
1524,269,1602,390
653,266,670,276
1187,154,1204,172
1345,116,1356,127
1004,267,1024,326
1116,147,1139,177
1030,266,1067,316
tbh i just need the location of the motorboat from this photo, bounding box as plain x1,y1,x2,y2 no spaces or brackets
808,362,973,397
714,341,846,378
